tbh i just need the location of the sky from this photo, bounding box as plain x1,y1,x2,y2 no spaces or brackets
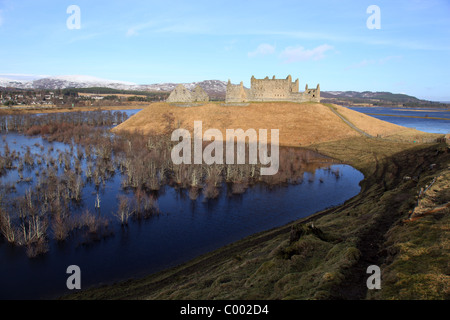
0,0,449,101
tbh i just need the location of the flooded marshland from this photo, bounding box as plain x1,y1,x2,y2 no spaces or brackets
0,109,364,299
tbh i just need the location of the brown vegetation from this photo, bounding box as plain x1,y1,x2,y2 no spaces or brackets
112,102,441,146
64,138,449,300
1,110,336,259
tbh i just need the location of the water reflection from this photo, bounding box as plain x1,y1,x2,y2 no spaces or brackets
0,111,364,299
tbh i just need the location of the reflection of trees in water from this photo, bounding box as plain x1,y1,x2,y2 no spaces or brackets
0,111,337,258
120,136,337,200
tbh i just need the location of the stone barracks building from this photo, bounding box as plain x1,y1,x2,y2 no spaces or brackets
226,75,320,104
167,84,209,103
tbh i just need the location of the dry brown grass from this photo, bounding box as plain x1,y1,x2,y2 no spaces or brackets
332,104,409,136
331,104,439,139
112,102,440,146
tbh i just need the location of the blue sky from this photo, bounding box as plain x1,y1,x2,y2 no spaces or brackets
0,0,449,101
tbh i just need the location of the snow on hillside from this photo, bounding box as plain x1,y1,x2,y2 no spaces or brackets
0,75,227,96
47,75,137,85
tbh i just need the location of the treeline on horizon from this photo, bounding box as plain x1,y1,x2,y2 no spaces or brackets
63,87,170,98
0,87,170,98
2,86,448,107
321,94,449,109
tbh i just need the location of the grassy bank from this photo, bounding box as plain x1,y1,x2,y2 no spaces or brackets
112,102,441,147
64,136,449,300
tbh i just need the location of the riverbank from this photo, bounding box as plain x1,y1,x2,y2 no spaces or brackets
63,137,449,299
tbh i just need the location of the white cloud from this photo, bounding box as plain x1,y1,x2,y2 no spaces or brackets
279,44,333,63
248,43,276,57
263,30,450,52
378,55,402,64
66,32,103,44
126,28,138,37
126,21,156,37
345,55,403,70
345,59,377,70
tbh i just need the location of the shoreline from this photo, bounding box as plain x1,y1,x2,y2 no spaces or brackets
62,137,449,300
365,112,450,121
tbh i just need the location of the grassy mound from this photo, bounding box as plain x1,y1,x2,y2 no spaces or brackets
112,102,437,146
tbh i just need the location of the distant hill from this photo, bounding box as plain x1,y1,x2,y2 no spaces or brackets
1,75,448,107
0,76,227,100
321,91,420,102
321,91,448,109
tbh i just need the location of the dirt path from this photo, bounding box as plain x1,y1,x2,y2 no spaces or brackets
326,105,374,138
332,146,440,299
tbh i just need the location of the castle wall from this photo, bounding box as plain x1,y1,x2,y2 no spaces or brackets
191,85,209,102
226,75,320,103
167,84,209,103
225,81,248,103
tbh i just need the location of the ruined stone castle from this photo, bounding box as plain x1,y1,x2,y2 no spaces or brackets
226,75,320,104
166,84,209,103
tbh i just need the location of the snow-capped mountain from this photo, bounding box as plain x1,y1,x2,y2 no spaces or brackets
0,75,137,90
142,80,228,98
0,77,34,89
0,75,228,98
0,75,218,92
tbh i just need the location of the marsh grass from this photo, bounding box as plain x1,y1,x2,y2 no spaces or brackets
63,138,449,300
0,110,338,260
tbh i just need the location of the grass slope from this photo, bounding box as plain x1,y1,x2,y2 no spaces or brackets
112,102,437,146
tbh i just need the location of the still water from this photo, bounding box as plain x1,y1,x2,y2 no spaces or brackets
0,109,364,300
347,106,449,134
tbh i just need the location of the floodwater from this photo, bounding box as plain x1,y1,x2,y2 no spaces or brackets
347,106,449,134
0,109,364,300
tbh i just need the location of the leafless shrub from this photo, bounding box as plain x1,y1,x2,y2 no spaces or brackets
18,215,49,258
132,189,159,220
75,210,111,242
0,209,17,243
52,212,72,242
24,147,34,167
115,195,131,225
